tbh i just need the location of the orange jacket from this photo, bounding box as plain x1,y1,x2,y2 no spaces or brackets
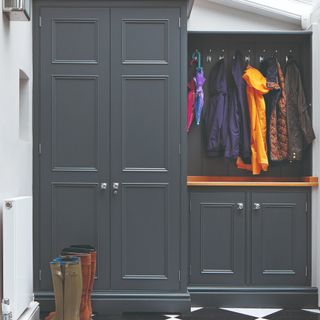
237,66,271,175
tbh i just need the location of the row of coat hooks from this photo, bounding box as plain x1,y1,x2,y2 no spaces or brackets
200,48,295,64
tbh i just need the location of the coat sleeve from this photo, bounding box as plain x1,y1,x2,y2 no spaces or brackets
297,67,315,145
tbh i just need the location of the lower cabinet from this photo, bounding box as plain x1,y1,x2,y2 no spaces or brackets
189,188,311,287
190,191,246,286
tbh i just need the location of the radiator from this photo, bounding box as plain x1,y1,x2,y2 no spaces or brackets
2,197,34,320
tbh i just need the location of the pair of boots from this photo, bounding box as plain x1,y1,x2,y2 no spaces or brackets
46,245,96,320
45,256,83,320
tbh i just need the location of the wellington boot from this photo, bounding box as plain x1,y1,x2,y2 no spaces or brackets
62,256,83,320
45,260,64,320
61,250,91,320
70,245,96,317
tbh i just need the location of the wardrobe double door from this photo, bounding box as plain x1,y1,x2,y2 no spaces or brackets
38,5,181,292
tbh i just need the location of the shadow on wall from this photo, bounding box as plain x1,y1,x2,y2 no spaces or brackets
1,10,10,37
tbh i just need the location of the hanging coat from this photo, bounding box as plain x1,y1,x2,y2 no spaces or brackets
236,66,271,175
204,59,229,157
275,61,289,160
285,59,315,161
228,51,251,161
260,57,283,161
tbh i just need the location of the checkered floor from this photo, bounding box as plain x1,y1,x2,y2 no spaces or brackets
92,307,320,320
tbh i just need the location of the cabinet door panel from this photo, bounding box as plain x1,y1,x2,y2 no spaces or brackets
251,191,308,286
190,191,246,286
110,7,181,290
39,7,110,291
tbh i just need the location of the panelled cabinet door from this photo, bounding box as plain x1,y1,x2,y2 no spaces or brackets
39,7,110,291
110,7,181,290
251,190,309,286
189,192,246,286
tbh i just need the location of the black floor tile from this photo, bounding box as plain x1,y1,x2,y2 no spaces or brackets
267,309,320,320
180,308,256,320
94,313,169,320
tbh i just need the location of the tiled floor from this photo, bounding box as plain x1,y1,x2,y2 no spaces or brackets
42,307,320,319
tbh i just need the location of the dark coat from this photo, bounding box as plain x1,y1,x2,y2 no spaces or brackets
228,51,251,161
285,59,315,161
205,59,229,157
260,57,287,161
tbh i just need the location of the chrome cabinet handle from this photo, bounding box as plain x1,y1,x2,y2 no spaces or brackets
236,203,244,211
100,182,107,190
253,203,261,210
113,182,119,195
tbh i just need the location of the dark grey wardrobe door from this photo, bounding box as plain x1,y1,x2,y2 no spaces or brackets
110,7,181,290
189,191,246,286
39,7,110,291
251,190,308,286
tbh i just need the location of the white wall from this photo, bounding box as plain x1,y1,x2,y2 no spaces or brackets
0,1,33,298
310,3,320,304
188,0,302,31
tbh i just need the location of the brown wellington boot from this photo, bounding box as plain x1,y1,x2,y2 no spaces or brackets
70,245,96,317
87,250,96,316
45,259,64,320
61,250,91,320
63,257,83,320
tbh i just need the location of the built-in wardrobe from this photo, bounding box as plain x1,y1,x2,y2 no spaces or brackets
33,0,190,315
187,32,318,307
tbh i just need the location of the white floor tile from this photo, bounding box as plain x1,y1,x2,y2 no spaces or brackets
220,308,282,318
302,309,320,314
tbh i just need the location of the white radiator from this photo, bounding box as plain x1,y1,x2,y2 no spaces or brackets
2,197,35,320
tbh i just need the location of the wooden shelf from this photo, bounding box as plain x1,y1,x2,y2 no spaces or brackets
187,176,319,187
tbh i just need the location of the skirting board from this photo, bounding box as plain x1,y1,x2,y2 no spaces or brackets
0,302,40,320
35,292,191,314
188,286,319,308
19,302,40,320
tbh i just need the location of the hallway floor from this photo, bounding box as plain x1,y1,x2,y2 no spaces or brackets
92,307,320,320
41,307,320,319
89,308,320,320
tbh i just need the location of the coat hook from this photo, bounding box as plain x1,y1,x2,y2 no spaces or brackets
219,49,225,60
206,49,213,63
286,49,293,63
245,49,251,63
259,49,266,63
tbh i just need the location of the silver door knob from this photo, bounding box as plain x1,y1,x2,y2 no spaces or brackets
236,203,244,211
113,182,119,195
253,203,261,210
100,182,107,190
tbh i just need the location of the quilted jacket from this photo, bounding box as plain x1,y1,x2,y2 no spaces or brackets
285,59,315,161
